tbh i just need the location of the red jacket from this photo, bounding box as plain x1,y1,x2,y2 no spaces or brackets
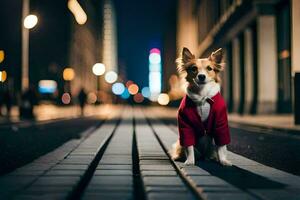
177,92,230,147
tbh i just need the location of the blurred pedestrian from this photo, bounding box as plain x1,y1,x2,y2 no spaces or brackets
0,89,3,116
3,88,12,118
78,88,87,116
20,86,38,119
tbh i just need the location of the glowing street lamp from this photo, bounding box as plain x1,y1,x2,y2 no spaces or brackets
24,14,38,29
21,0,39,92
92,63,105,103
63,68,75,95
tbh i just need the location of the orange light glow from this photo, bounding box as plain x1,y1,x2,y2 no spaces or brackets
128,84,139,95
279,50,290,60
0,50,4,63
63,68,75,81
0,71,7,82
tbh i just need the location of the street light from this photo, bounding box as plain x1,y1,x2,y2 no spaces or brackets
22,0,39,92
92,63,105,104
24,15,38,29
63,68,75,95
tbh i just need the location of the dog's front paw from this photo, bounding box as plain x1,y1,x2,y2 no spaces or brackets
219,159,232,166
184,157,195,165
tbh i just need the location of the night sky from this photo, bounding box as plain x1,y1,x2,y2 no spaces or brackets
115,0,176,87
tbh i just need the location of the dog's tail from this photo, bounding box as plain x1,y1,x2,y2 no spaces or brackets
169,140,185,161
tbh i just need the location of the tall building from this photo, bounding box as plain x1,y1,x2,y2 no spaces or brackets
68,0,102,96
177,0,299,114
102,0,118,74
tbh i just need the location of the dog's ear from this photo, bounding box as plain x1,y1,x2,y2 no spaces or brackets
209,48,223,64
182,47,195,63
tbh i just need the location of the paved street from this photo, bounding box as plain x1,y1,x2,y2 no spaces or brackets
0,106,300,200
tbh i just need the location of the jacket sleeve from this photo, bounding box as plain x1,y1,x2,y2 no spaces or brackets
177,110,196,147
213,105,231,146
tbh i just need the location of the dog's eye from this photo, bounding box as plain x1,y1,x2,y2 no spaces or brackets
189,66,198,73
206,66,213,71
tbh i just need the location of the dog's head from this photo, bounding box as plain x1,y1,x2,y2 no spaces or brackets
176,47,225,86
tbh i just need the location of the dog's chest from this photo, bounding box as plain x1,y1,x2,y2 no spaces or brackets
196,102,210,122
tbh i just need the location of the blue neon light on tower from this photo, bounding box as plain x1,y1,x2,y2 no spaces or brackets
149,48,161,101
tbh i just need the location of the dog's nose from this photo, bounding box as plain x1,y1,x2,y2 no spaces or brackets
198,74,206,82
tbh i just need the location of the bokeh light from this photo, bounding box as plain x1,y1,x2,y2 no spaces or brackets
0,50,4,63
150,48,161,54
62,93,71,104
133,93,144,103
38,80,57,94
92,63,105,76
68,0,87,25
24,14,38,29
63,68,75,81
112,82,125,95
125,80,134,88
105,71,118,83
157,93,170,105
121,88,130,99
149,52,161,64
141,87,150,98
128,84,139,95
0,71,7,83
87,92,97,104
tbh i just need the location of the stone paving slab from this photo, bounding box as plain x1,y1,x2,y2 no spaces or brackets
82,192,133,200
141,170,177,176
147,192,195,200
94,169,132,175
96,164,132,170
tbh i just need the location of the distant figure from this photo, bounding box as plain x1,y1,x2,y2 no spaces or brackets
3,88,12,118
20,86,38,119
78,88,87,116
0,90,3,116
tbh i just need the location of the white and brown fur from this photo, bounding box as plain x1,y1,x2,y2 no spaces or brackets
170,47,232,166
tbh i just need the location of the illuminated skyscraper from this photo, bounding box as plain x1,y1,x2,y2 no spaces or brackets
102,0,118,73
149,48,162,101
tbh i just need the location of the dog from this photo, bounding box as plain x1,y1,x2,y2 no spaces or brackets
170,47,232,166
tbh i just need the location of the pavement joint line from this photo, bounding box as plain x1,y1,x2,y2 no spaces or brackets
132,109,146,200
140,108,205,200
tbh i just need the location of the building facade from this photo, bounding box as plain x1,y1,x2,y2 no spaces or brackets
177,0,299,114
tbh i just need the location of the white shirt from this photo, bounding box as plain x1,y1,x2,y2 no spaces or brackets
186,82,220,122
